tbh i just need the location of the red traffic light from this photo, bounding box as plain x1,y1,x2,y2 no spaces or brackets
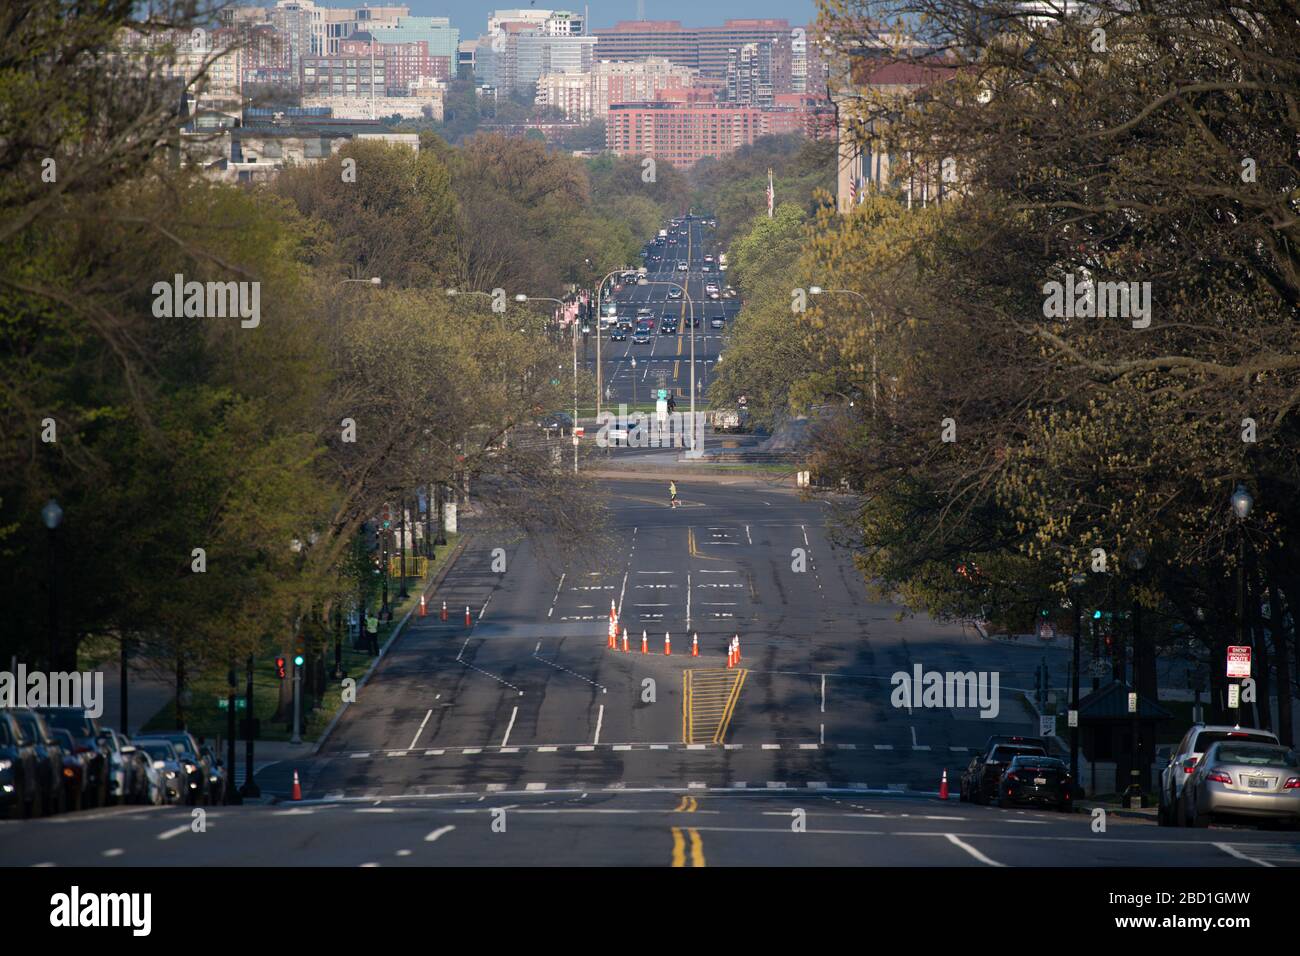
275,656,287,679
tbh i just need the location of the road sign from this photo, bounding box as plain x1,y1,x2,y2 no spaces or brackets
1067,709,1078,728
1227,645,1251,678
1127,692,1138,713
1039,715,1056,737
656,398,668,423
1228,683,1241,708
657,388,668,400
217,696,247,711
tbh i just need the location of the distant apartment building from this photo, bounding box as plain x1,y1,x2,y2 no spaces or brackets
536,58,696,122
302,90,443,120
476,29,597,94
488,8,585,36
301,36,386,98
458,40,477,77
366,15,460,60
593,18,801,87
607,98,765,167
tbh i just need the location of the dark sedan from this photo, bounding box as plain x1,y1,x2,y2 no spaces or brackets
11,708,68,815
0,711,41,818
997,755,1073,811
34,707,108,808
961,743,1049,805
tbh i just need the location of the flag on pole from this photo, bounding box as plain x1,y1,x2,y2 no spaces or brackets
766,168,775,218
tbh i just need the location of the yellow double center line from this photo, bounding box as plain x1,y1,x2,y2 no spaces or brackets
671,795,705,867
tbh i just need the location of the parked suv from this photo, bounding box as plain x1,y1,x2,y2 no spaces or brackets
961,737,1049,805
1158,723,1279,826
35,708,108,808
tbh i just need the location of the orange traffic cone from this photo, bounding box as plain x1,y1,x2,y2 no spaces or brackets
664,632,671,655
691,632,699,657
418,595,427,617
939,769,949,801
733,635,741,662
291,769,302,801
622,630,630,653
726,644,734,668
465,605,472,627
441,600,448,621
641,630,648,654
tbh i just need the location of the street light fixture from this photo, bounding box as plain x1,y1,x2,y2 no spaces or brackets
1068,571,1087,784
1231,483,1254,726
518,294,577,475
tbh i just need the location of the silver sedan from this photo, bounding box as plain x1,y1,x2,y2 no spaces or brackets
1182,741,1300,828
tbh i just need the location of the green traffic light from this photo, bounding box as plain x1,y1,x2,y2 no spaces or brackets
293,654,305,667
1093,610,1102,619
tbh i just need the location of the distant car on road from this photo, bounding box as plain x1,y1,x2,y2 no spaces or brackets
1181,741,1300,829
535,412,574,437
610,328,627,342
667,288,682,299
50,728,93,811
710,317,725,329
1160,724,1279,826
704,254,714,263
996,755,1073,811
633,331,650,344
677,262,688,271
134,731,211,805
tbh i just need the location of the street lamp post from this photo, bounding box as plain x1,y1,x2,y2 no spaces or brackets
593,267,629,422
1126,548,1148,806
516,294,575,474
397,494,409,600
240,653,260,799
1231,483,1254,725
635,274,696,452
41,498,63,670
1069,571,1087,784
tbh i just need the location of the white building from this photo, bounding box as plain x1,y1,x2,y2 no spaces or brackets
536,58,697,122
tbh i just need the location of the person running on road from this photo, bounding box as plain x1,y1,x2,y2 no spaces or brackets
669,481,679,508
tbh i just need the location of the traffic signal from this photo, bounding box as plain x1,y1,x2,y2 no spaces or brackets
274,657,286,679
293,653,305,668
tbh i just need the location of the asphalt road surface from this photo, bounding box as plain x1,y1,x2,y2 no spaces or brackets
3,476,1295,867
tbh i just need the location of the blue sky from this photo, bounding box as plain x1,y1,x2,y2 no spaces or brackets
407,1,820,35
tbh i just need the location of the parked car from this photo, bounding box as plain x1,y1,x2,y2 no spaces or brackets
536,411,574,437
50,728,94,811
134,732,210,805
0,710,42,819
99,728,153,805
135,740,185,804
1158,723,1279,826
202,745,227,805
35,707,108,808
1180,741,1300,829
996,754,1073,811
960,741,1049,805
10,708,68,815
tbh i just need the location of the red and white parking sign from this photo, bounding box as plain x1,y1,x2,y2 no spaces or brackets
1227,645,1252,679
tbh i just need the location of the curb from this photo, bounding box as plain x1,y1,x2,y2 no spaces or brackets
311,534,473,757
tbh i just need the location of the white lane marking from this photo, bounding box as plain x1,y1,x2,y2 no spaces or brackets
396,849,412,857
102,848,125,858
409,709,433,750
525,782,547,791
1213,842,1276,867
463,747,482,755
594,704,604,745
425,825,456,842
479,592,492,619
539,746,558,753
801,524,809,547
687,744,706,751
500,747,520,754
874,744,894,751
766,782,787,789
686,571,691,629
820,723,825,745
549,572,565,619
157,825,190,841
576,745,594,751
944,833,1005,867
613,744,632,751
745,524,752,545
425,749,444,756
351,752,370,759
820,673,826,713
697,570,737,573
799,743,819,750
762,744,780,750
617,570,629,617
910,726,918,748
501,706,519,747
